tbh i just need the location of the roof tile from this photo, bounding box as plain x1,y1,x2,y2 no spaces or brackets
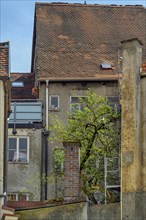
32,4,146,80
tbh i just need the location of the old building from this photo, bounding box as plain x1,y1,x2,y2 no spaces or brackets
0,42,20,219
7,72,43,202
31,3,146,199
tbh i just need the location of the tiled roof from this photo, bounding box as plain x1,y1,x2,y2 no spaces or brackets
7,197,86,210
0,42,9,77
32,3,146,80
10,73,37,99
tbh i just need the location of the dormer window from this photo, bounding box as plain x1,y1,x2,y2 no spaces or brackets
11,81,24,87
100,63,112,70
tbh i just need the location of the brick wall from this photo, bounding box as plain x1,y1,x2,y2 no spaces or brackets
0,42,9,76
63,142,80,200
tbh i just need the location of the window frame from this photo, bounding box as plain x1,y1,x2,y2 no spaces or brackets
70,96,86,113
7,192,29,201
49,95,60,110
8,136,29,163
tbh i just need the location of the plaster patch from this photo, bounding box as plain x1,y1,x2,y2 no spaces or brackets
123,151,134,165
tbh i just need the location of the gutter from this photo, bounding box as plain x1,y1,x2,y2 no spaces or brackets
38,76,121,83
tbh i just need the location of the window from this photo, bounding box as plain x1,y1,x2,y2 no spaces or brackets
100,63,112,70
8,137,29,163
49,95,60,110
106,96,121,112
70,96,86,113
11,81,24,87
8,193,29,201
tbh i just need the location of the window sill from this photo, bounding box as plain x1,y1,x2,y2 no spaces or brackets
49,109,60,112
8,162,29,165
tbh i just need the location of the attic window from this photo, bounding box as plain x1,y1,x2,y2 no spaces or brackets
11,81,24,87
100,63,112,70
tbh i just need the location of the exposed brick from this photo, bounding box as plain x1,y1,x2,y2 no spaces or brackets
63,142,80,200
0,42,9,76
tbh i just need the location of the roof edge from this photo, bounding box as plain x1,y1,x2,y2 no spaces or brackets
35,2,145,8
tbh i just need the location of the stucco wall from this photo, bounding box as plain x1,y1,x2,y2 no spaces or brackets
16,202,88,220
141,77,146,192
141,77,146,219
16,202,120,220
0,80,5,218
39,81,119,198
89,203,120,220
7,128,42,201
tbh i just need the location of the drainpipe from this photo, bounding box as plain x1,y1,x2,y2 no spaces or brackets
44,80,49,200
46,80,49,129
3,79,9,205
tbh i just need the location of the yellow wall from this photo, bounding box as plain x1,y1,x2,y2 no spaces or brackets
0,80,5,217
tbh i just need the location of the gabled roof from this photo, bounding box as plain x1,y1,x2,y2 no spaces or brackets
32,3,146,81
10,73,37,99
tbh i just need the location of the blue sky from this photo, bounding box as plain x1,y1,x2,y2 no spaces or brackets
1,0,146,72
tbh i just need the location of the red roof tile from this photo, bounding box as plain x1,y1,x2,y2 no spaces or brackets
32,4,146,80
142,63,146,72
10,73,37,99
0,42,9,77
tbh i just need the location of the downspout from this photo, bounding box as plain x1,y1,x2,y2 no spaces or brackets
44,80,49,200
46,80,49,129
3,79,8,205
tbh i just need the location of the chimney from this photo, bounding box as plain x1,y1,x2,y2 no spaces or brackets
0,42,10,77
63,141,80,200
121,38,143,220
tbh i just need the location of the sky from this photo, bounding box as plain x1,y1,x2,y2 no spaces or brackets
1,0,146,72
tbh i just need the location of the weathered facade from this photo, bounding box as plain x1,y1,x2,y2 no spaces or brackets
0,42,20,219
31,3,146,201
7,73,43,202
121,39,146,220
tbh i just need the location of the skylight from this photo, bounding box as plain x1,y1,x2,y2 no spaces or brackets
100,63,112,70
11,81,24,87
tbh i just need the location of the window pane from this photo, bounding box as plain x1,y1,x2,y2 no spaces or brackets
71,97,86,103
8,150,16,161
51,96,58,108
8,194,16,201
71,103,80,112
9,138,17,149
19,138,27,150
19,151,27,162
18,194,27,201
71,97,80,103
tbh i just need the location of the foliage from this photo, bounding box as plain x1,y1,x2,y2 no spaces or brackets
49,89,120,204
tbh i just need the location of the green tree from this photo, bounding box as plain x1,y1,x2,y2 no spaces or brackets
49,89,120,204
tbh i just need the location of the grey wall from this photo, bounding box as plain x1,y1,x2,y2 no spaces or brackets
89,203,120,220
16,202,120,220
8,128,42,201
39,81,119,198
16,202,88,220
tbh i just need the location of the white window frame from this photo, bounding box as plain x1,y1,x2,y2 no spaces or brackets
7,192,29,201
70,96,86,112
8,136,29,163
49,95,60,110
